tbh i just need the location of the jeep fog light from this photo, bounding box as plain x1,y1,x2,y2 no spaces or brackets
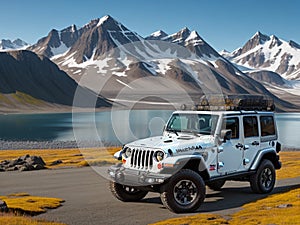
154,151,165,162
146,178,155,183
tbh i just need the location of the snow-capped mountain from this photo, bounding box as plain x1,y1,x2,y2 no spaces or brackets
161,28,220,59
0,38,29,51
145,30,168,40
222,32,300,80
28,24,79,58
28,16,296,111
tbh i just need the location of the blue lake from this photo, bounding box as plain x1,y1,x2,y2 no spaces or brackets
0,110,299,148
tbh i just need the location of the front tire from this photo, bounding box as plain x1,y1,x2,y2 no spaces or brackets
109,181,148,202
250,159,276,194
160,169,206,213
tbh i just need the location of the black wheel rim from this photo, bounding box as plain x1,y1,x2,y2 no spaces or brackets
260,168,273,189
173,180,198,206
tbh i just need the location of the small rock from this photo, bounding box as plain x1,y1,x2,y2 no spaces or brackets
0,200,8,213
33,164,44,170
50,160,63,166
19,154,30,161
0,155,46,172
26,156,46,166
277,204,293,208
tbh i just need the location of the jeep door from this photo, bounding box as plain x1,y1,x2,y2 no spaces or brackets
218,116,244,174
242,115,260,169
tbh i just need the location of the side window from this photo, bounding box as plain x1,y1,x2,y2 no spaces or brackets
260,116,275,136
224,117,239,139
243,116,258,138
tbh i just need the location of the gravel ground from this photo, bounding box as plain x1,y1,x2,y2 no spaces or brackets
0,140,298,151
0,140,115,150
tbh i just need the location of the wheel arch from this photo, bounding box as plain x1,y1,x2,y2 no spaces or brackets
251,149,281,170
181,158,210,181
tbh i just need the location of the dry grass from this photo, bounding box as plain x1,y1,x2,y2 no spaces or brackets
0,147,120,169
150,214,228,225
230,187,300,225
151,187,300,225
0,193,66,225
0,215,65,225
0,193,64,214
277,151,300,179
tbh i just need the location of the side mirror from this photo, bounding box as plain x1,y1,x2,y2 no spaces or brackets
220,129,232,142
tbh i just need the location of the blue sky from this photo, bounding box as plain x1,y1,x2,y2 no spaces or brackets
0,0,299,51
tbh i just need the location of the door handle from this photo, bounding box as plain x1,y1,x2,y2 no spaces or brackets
252,141,259,146
235,143,244,149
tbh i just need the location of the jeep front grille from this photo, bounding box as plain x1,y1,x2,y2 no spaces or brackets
130,148,154,170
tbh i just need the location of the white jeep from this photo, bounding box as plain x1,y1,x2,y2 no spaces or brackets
108,96,281,213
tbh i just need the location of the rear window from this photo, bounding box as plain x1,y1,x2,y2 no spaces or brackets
260,116,275,136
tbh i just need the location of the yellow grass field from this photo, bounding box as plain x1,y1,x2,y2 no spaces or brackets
0,147,121,169
0,193,65,225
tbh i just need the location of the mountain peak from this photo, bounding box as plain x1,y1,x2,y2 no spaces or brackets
97,15,114,27
251,31,270,44
163,27,191,44
152,30,168,37
179,27,191,37
186,30,200,40
145,30,168,40
0,38,29,51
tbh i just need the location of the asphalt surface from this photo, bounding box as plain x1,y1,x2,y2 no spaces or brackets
1,167,299,225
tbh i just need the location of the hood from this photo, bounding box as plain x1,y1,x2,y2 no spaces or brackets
126,134,215,154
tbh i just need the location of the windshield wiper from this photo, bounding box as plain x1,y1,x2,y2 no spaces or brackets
181,130,201,137
166,128,179,136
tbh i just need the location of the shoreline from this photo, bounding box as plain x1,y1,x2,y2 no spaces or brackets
0,140,120,150
0,140,298,151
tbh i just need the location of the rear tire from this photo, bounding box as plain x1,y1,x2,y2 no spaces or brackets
109,181,148,202
160,169,206,213
250,159,276,194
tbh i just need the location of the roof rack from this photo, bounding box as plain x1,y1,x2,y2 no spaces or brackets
182,94,275,111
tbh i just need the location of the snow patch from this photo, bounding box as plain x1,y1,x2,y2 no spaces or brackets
97,15,110,27
151,30,165,37
116,79,133,89
50,42,69,56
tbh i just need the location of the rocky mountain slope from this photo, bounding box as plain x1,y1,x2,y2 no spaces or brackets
0,50,111,112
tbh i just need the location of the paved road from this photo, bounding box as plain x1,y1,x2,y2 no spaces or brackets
1,167,299,225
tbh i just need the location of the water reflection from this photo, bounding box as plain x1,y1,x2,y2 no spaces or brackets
0,111,299,148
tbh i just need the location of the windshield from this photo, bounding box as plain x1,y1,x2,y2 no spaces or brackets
166,113,219,135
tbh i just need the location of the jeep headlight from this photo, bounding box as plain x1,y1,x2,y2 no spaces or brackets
154,151,165,162
123,147,132,158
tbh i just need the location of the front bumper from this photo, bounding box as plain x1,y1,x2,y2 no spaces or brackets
108,164,172,186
